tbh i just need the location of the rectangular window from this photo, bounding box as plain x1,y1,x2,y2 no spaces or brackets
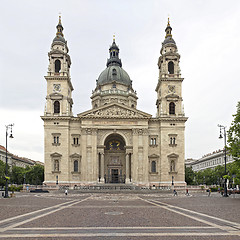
149,136,157,146
52,133,61,146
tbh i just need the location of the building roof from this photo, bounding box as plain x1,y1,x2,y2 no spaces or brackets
97,38,132,87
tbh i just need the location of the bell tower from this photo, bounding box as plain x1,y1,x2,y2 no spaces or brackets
156,18,184,118
44,16,73,116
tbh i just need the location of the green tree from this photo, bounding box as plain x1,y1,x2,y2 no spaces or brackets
185,167,195,185
11,166,25,185
228,102,240,164
0,161,6,187
26,165,44,185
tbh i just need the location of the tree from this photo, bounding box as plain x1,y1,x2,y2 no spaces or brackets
0,161,6,187
228,102,240,164
185,167,195,185
26,165,44,185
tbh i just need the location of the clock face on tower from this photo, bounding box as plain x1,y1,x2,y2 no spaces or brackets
53,84,61,92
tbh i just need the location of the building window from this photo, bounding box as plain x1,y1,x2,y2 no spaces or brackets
52,133,61,146
54,101,60,113
112,68,117,76
55,59,61,73
54,136,59,144
54,160,59,171
151,161,156,173
170,137,176,145
168,61,174,74
150,137,157,146
169,102,175,115
73,137,79,145
73,160,78,172
170,160,175,172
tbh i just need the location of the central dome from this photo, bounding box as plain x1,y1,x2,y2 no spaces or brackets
97,65,132,86
97,38,132,87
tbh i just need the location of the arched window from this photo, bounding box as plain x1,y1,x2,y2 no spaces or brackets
170,160,175,172
55,60,61,73
169,102,175,115
54,101,60,113
168,61,174,74
151,161,156,173
74,160,78,172
54,160,59,171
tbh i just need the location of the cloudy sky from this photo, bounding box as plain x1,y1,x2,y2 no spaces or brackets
0,0,239,162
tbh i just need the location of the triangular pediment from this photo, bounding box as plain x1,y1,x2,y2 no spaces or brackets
149,154,159,158
167,153,179,158
49,92,63,100
70,153,81,158
50,152,62,158
165,93,179,99
78,103,152,119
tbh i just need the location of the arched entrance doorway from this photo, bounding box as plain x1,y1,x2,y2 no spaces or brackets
104,134,126,183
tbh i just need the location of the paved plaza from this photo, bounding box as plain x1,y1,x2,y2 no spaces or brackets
0,191,239,239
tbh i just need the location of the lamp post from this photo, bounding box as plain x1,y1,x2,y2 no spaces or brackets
218,124,228,197
172,176,174,186
5,124,14,198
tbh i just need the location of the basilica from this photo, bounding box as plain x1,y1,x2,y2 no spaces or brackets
41,17,188,188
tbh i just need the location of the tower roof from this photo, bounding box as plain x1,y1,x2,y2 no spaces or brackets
97,37,132,86
53,16,66,44
106,36,122,67
162,18,176,45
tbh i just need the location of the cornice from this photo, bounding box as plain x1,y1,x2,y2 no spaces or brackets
41,116,79,121
44,76,74,91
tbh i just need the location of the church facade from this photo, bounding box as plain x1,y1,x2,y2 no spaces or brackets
41,17,188,188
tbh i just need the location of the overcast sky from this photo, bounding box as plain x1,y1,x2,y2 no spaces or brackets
0,0,239,162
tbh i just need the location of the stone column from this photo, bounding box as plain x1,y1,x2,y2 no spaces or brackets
100,153,105,183
125,153,130,183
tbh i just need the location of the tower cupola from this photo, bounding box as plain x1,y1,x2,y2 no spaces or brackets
162,18,176,46
107,36,122,67
53,16,66,44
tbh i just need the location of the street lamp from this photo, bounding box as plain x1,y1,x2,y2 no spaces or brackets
172,176,174,186
5,124,14,198
218,124,228,197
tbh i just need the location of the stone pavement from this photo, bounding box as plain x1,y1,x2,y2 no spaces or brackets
0,191,239,239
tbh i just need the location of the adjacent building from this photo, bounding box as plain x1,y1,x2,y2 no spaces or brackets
41,17,188,188
187,149,234,172
0,145,42,168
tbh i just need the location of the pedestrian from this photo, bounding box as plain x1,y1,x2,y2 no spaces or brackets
65,189,68,196
208,188,211,197
173,189,178,196
186,188,189,196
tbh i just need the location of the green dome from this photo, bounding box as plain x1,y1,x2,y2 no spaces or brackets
97,65,132,86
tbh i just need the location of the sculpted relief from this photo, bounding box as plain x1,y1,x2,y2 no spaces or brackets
85,106,145,118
